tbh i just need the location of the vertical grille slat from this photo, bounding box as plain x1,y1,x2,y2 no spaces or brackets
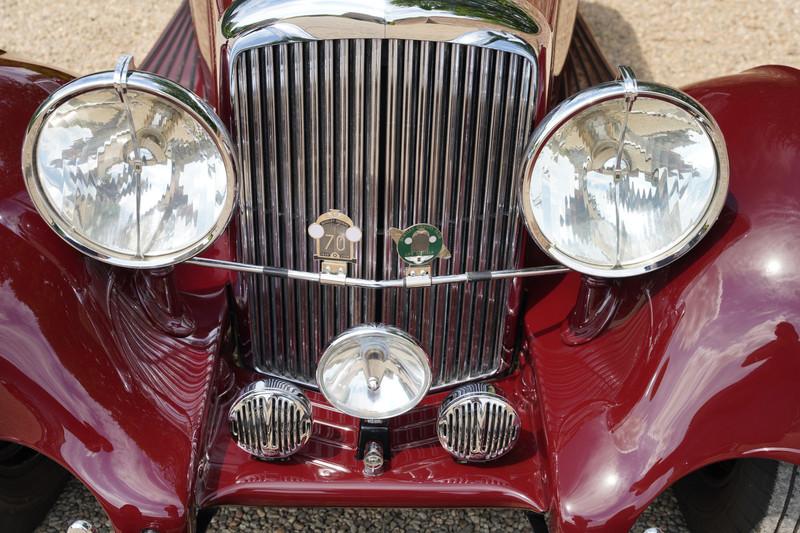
235,52,260,365
235,39,535,389
263,48,285,369
425,41,447,381
395,40,415,330
321,40,336,350
250,49,272,376
365,40,381,322
464,47,492,377
383,39,400,329
408,40,431,342
306,42,323,364
477,51,505,375
290,42,310,379
437,43,463,386
351,39,364,329
275,44,297,378
452,44,477,382
336,40,350,335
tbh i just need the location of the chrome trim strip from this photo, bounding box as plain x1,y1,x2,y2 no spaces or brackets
187,257,569,288
221,0,544,49
227,27,539,83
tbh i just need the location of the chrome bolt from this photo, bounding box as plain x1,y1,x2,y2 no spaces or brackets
363,441,384,476
67,521,94,533
643,529,663,533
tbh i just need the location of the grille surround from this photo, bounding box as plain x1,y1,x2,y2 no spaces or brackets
231,36,537,390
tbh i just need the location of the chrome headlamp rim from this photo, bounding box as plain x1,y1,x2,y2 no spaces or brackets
519,79,730,278
21,70,238,269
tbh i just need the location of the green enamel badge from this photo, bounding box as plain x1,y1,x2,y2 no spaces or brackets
388,224,451,266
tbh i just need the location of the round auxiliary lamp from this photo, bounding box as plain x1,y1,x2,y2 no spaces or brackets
316,325,432,475
316,325,432,421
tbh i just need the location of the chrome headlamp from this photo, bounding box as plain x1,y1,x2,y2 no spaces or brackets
521,67,729,277
22,56,236,268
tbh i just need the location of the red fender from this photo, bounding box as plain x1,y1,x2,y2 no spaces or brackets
0,55,231,532
525,65,800,532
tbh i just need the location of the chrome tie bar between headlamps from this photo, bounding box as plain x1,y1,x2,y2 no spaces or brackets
186,257,569,289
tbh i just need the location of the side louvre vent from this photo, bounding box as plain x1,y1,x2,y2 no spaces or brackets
233,39,536,389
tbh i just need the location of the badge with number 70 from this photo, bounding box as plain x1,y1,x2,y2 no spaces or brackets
307,209,362,264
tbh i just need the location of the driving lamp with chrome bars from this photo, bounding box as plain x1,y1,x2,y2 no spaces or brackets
519,66,729,277
21,55,237,269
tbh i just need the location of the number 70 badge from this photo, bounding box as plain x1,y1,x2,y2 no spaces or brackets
307,210,362,274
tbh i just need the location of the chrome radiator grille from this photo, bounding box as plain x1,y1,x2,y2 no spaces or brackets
233,38,536,389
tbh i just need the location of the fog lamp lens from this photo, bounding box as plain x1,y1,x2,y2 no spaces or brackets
316,325,431,420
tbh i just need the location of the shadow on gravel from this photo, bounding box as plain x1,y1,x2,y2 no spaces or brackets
581,1,654,81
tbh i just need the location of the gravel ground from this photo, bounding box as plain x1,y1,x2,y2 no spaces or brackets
35,477,688,533
1,1,797,532
582,0,800,86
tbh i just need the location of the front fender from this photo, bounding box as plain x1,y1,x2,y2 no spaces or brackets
0,55,229,532
525,65,800,532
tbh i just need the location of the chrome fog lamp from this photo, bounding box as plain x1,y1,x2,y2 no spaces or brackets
437,383,520,462
229,379,313,460
316,325,431,420
22,55,236,268
520,66,729,277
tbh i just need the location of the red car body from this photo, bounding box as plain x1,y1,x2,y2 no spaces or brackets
0,1,799,531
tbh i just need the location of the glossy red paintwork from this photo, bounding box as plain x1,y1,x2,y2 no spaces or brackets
0,56,231,532
2,6,800,533
527,66,800,532
142,1,215,104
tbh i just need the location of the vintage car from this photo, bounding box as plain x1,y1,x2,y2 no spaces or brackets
1,0,799,531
